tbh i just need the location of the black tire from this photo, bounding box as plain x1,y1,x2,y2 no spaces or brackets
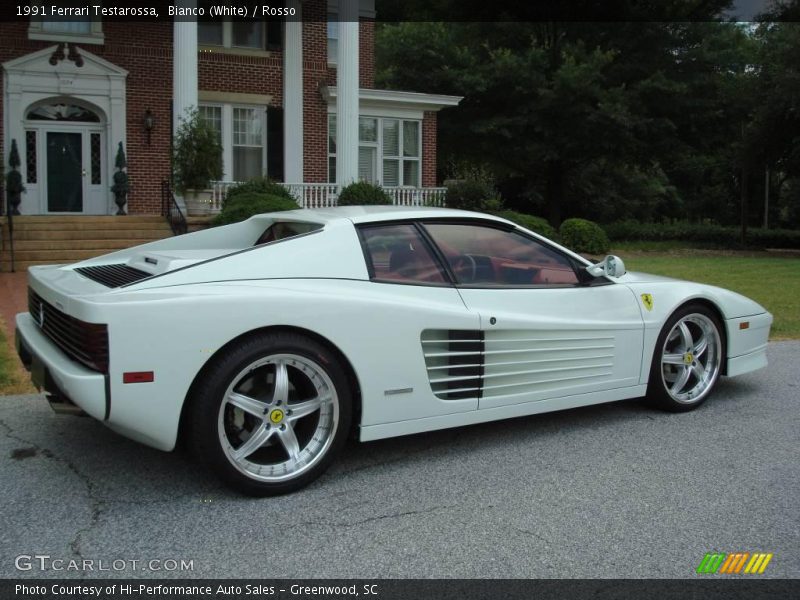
646,303,726,413
189,331,352,496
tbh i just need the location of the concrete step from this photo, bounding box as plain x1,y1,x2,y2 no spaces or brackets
7,248,135,262
7,228,173,241
3,221,172,232
1,215,166,224
11,238,160,251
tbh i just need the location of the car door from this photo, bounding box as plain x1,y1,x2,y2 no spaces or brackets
421,220,645,410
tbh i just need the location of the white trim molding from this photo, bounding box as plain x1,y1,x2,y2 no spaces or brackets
322,86,463,117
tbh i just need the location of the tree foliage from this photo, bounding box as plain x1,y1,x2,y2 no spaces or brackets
375,1,800,230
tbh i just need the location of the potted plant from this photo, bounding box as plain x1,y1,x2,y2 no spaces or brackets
6,139,25,215
110,142,129,215
172,107,223,215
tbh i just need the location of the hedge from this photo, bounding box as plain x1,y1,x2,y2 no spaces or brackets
223,177,295,206
212,192,299,226
492,210,558,240
337,181,393,205
605,219,800,249
559,218,611,254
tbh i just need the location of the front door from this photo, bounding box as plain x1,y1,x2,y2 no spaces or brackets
46,131,84,212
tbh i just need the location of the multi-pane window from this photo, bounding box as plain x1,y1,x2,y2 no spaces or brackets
233,108,264,181
200,103,266,182
42,20,91,34
25,131,37,184
90,133,101,185
327,17,338,64
328,116,421,186
198,18,282,51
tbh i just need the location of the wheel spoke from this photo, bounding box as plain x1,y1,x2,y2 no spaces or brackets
678,321,694,350
670,366,691,393
693,335,708,358
286,395,330,422
272,361,289,405
227,392,269,417
663,353,685,366
692,361,706,382
231,424,274,461
277,425,301,461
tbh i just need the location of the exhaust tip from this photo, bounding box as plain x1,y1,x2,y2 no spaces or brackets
46,394,86,417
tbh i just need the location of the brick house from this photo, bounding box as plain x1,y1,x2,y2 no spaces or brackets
0,0,461,219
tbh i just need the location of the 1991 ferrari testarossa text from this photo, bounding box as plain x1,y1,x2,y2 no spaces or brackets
16,207,772,494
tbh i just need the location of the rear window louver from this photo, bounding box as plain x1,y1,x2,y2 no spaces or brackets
75,264,152,288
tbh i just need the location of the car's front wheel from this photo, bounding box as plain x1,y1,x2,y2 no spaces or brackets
646,304,725,412
190,332,352,495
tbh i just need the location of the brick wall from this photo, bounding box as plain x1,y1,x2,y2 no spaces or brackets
302,0,330,183
422,111,438,187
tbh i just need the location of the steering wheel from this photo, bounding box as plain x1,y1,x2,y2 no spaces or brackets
452,254,477,283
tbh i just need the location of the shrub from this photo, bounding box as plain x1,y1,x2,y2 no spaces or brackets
337,181,393,205
172,108,223,193
445,179,502,212
559,218,610,254
212,192,298,226
493,210,558,240
604,219,800,249
224,177,295,205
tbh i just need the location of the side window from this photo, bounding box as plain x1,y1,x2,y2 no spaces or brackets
423,223,579,286
255,222,322,246
360,224,447,285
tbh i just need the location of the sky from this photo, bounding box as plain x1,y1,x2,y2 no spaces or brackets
726,0,771,20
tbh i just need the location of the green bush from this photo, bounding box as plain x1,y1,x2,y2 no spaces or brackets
559,218,611,254
212,192,298,226
493,210,558,240
445,179,502,212
337,181,393,205
224,177,295,205
604,219,800,249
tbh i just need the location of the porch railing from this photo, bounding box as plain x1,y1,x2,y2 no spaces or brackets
210,181,447,212
161,180,188,235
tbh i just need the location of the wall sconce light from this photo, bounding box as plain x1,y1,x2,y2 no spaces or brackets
143,109,155,145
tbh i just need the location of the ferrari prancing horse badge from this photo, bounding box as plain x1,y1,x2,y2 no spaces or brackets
641,293,654,311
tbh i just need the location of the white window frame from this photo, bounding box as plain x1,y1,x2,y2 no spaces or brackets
28,17,104,45
198,20,275,52
327,115,422,187
200,102,268,182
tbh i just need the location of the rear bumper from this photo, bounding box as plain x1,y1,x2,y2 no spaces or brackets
15,312,108,421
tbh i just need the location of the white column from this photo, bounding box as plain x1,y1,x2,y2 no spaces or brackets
173,1,198,134
283,0,303,183
336,0,359,186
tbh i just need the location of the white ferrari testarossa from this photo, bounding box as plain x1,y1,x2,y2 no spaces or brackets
16,207,772,494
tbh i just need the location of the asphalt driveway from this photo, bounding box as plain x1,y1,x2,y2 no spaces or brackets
1,342,798,579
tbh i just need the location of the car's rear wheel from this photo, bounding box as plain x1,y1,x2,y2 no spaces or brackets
647,304,725,412
190,332,352,495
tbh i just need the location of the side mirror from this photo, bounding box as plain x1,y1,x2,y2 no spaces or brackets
586,255,626,278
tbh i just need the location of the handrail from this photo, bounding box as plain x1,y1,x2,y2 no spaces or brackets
161,180,187,236
3,183,14,272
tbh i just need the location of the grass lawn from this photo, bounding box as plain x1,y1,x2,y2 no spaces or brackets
619,252,800,340
0,320,35,396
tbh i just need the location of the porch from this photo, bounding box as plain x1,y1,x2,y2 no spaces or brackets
206,182,447,213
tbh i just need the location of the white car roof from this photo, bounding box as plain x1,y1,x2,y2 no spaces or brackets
253,205,510,226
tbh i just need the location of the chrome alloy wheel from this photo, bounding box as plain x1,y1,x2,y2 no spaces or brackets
660,313,722,404
217,353,339,482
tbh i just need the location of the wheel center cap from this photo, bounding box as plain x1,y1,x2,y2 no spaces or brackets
268,409,285,424
683,352,694,365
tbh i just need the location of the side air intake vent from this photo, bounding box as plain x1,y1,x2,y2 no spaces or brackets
75,264,152,288
421,329,484,400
